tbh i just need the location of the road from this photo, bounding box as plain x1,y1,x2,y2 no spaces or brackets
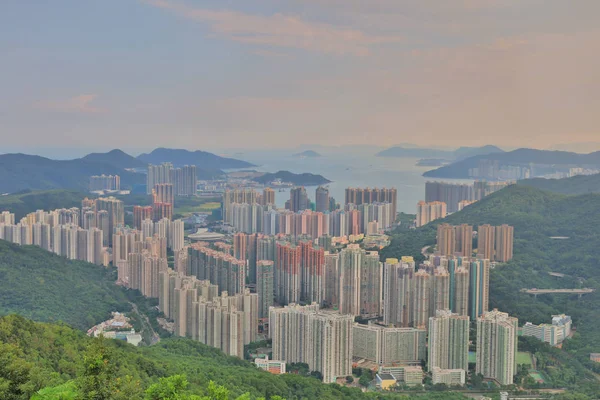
130,302,160,345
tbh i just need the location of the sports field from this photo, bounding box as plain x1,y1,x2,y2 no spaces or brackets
517,351,533,366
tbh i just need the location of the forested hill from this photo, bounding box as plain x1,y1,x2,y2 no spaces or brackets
518,173,600,195
0,240,129,330
1,314,471,399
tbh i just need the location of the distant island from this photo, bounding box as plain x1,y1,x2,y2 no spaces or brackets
377,145,503,161
137,147,255,169
423,148,600,179
293,150,322,158
252,170,331,186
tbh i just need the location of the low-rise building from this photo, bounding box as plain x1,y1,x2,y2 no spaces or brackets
255,357,286,375
431,367,466,385
375,373,396,390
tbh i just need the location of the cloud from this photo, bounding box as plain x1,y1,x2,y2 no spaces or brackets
141,0,401,55
36,94,105,114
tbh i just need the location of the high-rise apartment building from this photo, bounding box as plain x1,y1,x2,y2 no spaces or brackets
455,224,473,257
437,224,456,257
425,182,474,213
416,201,447,227
147,163,173,194
383,257,415,327
170,165,197,196
413,270,430,329
345,187,397,216
315,186,330,213
453,267,470,316
133,206,153,230
262,188,275,206
469,259,489,319
477,224,495,260
222,189,259,224
476,309,518,385
95,197,124,246
428,310,470,372
337,244,382,318
187,243,246,296
495,224,514,262
289,187,309,212
257,260,274,319
270,304,353,383
89,174,120,191
154,183,175,207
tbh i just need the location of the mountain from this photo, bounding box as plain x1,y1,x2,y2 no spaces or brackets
252,171,331,186
0,240,130,330
519,173,600,195
80,149,146,169
377,145,503,160
0,189,89,220
423,148,600,178
137,148,255,169
0,153,145,193
293,150,321,157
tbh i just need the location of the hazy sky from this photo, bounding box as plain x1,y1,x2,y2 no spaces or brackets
2,0,600,153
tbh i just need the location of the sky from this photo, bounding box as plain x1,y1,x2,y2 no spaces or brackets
1,0,600,155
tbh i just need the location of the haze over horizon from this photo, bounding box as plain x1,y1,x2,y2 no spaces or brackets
2,0,600,151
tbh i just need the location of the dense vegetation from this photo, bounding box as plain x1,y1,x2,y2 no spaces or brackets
0,315,474,400
0,240,130,330
383,185,600,395
252,171,331,186
519,173,600,195
0,189,90,220
423,148,600,178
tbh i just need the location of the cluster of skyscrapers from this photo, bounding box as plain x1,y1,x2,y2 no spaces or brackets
147,163,197,196
224,187,396,238
0,197,128,265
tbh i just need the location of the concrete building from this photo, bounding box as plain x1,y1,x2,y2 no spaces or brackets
476,309,518,385
257,260,274,319
428,310,470,373
89,174,120,191
315,186,330,213
431,368,466,386
255,357,286,374
289,187,309,212
416,201,447,227
95,197,124,246
383,257,415,327
521,314,572,346
338,244,382,318
495,224,514,262
345,187,397,217
270,304,353,383
437,224,456,257
469,259,490,319
147,163,173,194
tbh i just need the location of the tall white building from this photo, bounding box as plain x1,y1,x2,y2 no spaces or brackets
476,309,518,385
270,304,353,383
428,310,470,373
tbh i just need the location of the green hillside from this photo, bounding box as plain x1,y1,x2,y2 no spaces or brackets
519,173,600,195
0,315,471,400
0,240,129,330
0,189,89,220
382,185,600,394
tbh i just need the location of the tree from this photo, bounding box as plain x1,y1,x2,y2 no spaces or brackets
77,337,118,400
145,375,190,400
346,376,354,384
359,374,371,388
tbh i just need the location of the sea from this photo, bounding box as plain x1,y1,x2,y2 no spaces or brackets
233,150,473,214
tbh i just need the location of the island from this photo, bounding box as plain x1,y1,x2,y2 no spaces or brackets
416,158,451,167
293,150,322,158
252,170,331,186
